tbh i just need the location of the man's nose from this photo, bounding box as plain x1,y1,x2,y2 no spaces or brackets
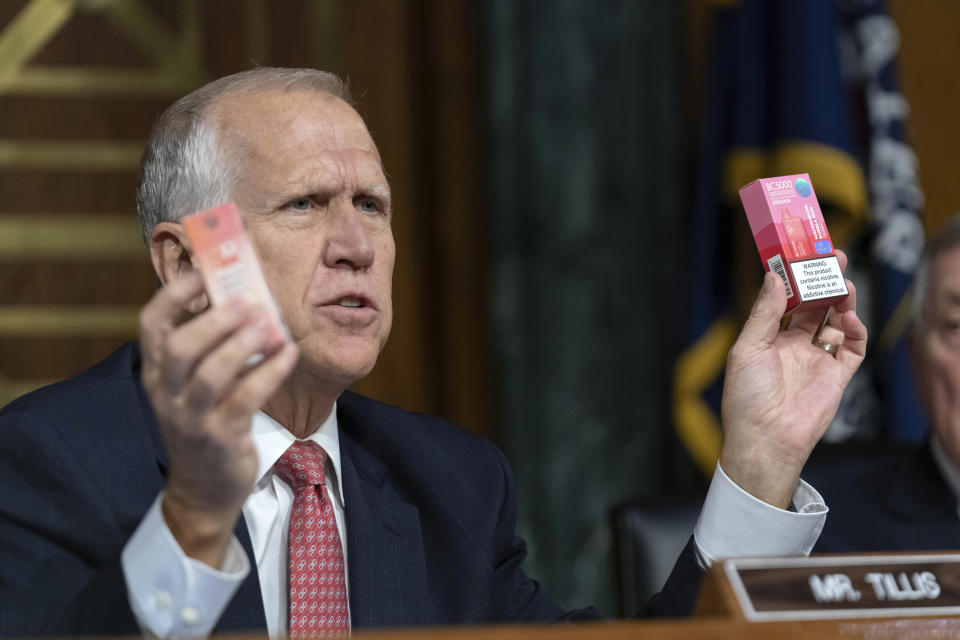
322,199,376,270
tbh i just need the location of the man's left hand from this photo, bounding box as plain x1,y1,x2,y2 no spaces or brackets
719,250,867,508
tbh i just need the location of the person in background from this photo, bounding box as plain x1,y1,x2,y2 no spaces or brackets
808,214,960,552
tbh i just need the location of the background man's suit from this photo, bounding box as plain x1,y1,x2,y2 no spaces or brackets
0,342,701,637
803,442,960,553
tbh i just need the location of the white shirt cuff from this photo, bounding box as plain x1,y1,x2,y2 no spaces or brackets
121,493,250,638
693,463,827,567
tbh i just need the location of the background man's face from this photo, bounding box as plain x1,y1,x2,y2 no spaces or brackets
916,244,960,460
210,89,395,388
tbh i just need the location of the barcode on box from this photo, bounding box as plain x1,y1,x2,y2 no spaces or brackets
767,254,795,299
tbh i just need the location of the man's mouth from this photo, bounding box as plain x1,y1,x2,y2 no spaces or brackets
318,294,377,327
320,293,376,311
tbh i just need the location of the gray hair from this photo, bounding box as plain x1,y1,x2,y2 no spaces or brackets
136,67,352,243
912,212,960,331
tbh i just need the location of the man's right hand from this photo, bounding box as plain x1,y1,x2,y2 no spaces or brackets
139,271,299,568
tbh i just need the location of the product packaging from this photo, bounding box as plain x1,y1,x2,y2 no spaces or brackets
739,173,849,314
183,202,289,345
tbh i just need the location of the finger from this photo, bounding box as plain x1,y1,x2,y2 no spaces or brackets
180,316,286,414
215,343,300,426
790,279,858,335
815,323,846,348
788,249,851,334
813,307,843,344
162,299,253,393
787,308,825,335
835,248,848,273
731,271,787,358
837,308,868,365
831,278,857,315
139,271,206,369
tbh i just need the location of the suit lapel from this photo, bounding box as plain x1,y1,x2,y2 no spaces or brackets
339,424,433,628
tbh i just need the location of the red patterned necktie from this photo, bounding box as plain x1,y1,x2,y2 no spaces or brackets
274,441,349,637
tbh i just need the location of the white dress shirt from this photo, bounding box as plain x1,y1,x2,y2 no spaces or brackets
694,464,826,565
122,409,827,638
122,407,348,638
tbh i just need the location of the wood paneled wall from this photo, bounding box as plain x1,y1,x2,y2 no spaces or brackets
0,0,490,436
889,0,960,234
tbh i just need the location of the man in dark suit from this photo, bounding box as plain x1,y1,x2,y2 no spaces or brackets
807,215,960,553
0,68,868,637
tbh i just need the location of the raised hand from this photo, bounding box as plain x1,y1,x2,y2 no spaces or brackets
719,251,867,508
139,271,299,567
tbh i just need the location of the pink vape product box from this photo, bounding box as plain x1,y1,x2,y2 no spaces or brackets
739,174,849,314
183,202,289,345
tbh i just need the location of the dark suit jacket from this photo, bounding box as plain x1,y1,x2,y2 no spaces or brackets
0,342,701,637
803,441,960,553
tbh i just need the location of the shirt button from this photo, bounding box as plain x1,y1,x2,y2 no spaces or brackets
180,606,200,626
155,590,172,611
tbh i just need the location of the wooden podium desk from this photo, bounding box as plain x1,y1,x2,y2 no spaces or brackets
343,616,960,639
106,555,960,639
343,555,960,639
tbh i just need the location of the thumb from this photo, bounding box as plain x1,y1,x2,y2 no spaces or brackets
736,271,787,354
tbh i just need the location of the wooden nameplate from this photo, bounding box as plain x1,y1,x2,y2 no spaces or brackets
697,553,960,622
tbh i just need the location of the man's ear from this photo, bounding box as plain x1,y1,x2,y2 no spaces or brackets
148,221,209,313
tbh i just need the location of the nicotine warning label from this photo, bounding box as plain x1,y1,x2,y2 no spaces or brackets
789,256,848,301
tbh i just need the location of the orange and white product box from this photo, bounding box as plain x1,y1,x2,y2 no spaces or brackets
183,202,289,344
739,173,849,314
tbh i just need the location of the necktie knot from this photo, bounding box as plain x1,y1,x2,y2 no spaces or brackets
274,441,327,489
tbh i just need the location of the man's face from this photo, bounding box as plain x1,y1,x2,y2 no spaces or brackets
915,244,960,460
210,89,395,388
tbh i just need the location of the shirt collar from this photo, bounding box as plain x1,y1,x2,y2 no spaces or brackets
251,403,345,509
